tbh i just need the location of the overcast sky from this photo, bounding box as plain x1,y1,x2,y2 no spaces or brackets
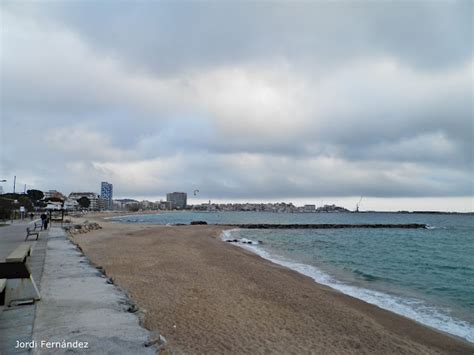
1,1,472,211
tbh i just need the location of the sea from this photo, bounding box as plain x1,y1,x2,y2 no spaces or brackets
110,211,474,343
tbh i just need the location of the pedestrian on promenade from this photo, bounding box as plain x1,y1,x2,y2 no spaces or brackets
40,213,47,230
44,215,50,230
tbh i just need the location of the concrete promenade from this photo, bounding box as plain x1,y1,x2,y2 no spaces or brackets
0,223,157,354
0,220,47,355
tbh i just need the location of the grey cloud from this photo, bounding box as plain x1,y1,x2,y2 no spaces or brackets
1,1,472,205
102,152,472,199
3,1,471,76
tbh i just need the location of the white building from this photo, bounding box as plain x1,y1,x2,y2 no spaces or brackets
44,190,66,200
303,204,316,212
63,199,79,210
68,192,100,210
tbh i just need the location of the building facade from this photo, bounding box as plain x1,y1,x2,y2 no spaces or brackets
68,192,100,210
44,190,66,200
100,182,113,210
303,204,316,212
166,192,187,210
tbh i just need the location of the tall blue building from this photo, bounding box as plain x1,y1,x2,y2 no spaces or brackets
100,181,113,210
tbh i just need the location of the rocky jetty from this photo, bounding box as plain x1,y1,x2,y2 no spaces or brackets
221,223,427,229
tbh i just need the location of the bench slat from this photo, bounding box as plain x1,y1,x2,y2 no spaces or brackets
0,263,31,279
6,244,32,263
26,227,39,235
0,278,5,307
25,227,40,241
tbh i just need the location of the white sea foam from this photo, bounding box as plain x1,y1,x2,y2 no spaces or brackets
221,229,261,245
220,229,474,343
221,229,241,240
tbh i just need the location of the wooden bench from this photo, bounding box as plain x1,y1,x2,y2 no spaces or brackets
34,222,42,231
0,278,6,307
0,244,40,306
25,227,40,241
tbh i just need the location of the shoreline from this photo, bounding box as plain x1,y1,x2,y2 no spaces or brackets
70,216,473,354
223,229,473,344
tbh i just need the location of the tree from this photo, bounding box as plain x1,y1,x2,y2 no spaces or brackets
35,200,47,208
0,197,13,220
127,203,140,212
17,195,33,211
0,195,33,220
1,193,21,200
77,196,91,209
27,189,44,202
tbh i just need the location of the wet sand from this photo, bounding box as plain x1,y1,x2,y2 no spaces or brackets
71,218,473,354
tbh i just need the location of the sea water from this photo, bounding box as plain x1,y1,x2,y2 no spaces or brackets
111,212,474,342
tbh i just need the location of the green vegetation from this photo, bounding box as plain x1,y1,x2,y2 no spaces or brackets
0,193,35,220
77,196,91,209
127,203,140,212
0,197,13,220
27,189,44,202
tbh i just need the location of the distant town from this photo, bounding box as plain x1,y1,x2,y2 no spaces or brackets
1,180,470,219
0,180,353,218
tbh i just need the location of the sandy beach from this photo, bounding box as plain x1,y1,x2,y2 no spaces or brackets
70,217,473,354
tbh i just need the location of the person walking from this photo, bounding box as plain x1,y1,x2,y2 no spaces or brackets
40,213,47,230
43,215,50,230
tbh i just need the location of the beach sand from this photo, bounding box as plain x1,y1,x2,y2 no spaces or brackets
70,218,473,354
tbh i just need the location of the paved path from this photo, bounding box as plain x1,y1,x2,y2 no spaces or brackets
32,227,156,354
1,225,157,354
0,222,49,354
0,220,43,260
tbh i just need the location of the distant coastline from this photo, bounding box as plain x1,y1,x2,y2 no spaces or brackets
359,210,474,215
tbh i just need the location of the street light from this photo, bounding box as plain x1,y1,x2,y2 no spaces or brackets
11,199,18,224
0,179,6,195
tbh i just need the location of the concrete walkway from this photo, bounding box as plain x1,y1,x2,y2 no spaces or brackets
0,225,158,354
0,221,48,355
31,227,156,354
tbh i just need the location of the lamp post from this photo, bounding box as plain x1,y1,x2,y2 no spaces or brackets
11,199,18,224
